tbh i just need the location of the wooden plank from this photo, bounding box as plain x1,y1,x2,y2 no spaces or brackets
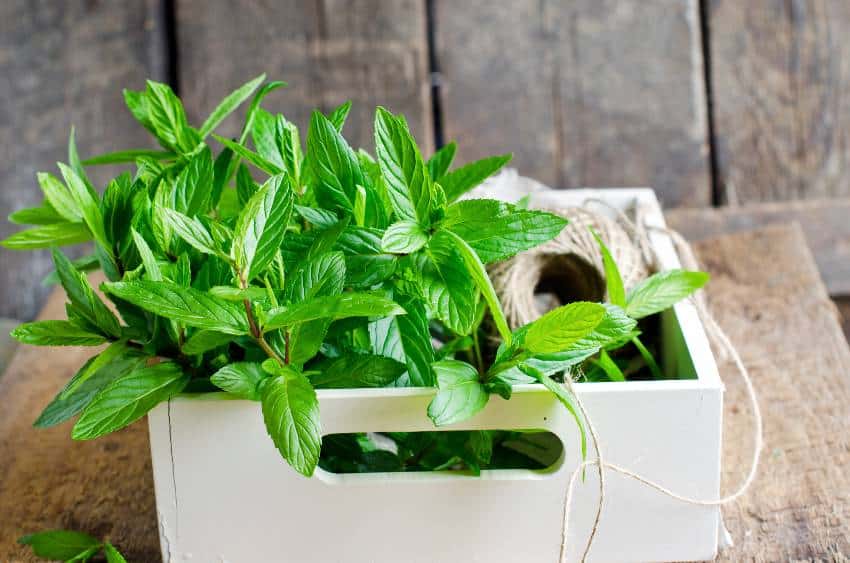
176,0,432,156
708,1,850,203
2,225,848,560
0,1,168,321
435,0,711,207
691,225,850,560
667,198,850,295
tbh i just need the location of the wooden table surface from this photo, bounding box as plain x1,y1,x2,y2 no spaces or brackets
1,223,849,562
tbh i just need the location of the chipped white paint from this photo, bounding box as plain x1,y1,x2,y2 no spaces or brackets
148,189,723,562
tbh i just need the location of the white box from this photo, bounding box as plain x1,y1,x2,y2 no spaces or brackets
148,189,723,563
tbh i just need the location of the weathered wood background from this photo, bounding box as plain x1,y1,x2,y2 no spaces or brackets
3,0,850,320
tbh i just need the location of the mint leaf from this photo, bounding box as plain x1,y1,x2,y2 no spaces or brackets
263,293,405,331
625,269,710,319
441,229,512,344
172,146,214,215
37,171,81,222
57,162,109,249
11,320,107,346
311,353,406,388
214,134,284,175
8,205,64,226
1,222,92,249
103,280,249,334
199,73,266,138
211,362,267,400
181,329,234,355
82,149,175,166
421,231,477,335
328,100,352,131
595,349,625,381
519,363,586,460
73,361,189,440
381,220,428,254
53,249,121,338
18,530,101,561
427,141,457,180
443,199,568,263
144,80,199,153
233,174,294,281
523,301,605,354
592,230,626,307
308,110,364,213
131,228,163,281
252,108,286,170
261,367,322,476
440,154,512,202
427,360,488,426
368,286,434,387
35,353,146,428
162,208,219,256
103,542,128,563
374,107,434,224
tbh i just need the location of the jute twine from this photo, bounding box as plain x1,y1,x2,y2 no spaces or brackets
486,191,763,562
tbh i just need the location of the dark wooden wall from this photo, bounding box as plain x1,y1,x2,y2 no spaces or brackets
3,0,850,320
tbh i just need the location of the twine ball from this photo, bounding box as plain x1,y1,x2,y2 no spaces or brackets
489,206,649,329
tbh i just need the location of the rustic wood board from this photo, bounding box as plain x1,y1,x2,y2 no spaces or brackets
667,198,850,296
1,224,848,560
176,0,433,157
0,1,168,321
434,0,711,207
707,1,850,204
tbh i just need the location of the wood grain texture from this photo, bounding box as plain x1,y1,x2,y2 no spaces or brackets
434,0,711,207
176,0,433,157
708,0,850,203
0,0,168,321
693,224,850,560
2,225,847,560
668,198,850,295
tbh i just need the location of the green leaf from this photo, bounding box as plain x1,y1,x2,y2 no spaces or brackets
208,286,267,301
427,360,488,426
441,229,511,344
211,362,267,400
162,208,219,256
427,142,457,180
311,353,406,388
18,530,101,561
1,222,92,249
595,349,625,381
214,134,284,175
35,353,146,428
233,174,295,281
523,301,605,354
82,149,175,166
328,100,352,131
591,230,626,307
57,162,109,249
67,544,102,562
308,110,364,212
443,199,568,263
236,162,259,205
53,249,121,338
631,335,663,379
145,80,199,153
172,146,214,215
11,320,107,346
263,293,405,331
381,220,428,254
104,542,128,563
103,280,249,335
421,231,477,335
440,154,512,202
101,174,134,249
519,363,586,460
132,228,163,281
73,361,189,440
374,107,434,224
8,204,64,225
182,329,235,355
261,368,322,476
199,73,266,138
252,108,286,170
625,269,710,319
37,171,81,221
368,286,434,387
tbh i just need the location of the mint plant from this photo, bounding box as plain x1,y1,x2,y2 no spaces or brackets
3,74,708,477
18,529,127,563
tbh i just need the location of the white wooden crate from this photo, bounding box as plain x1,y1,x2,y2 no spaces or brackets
149,189,723,563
